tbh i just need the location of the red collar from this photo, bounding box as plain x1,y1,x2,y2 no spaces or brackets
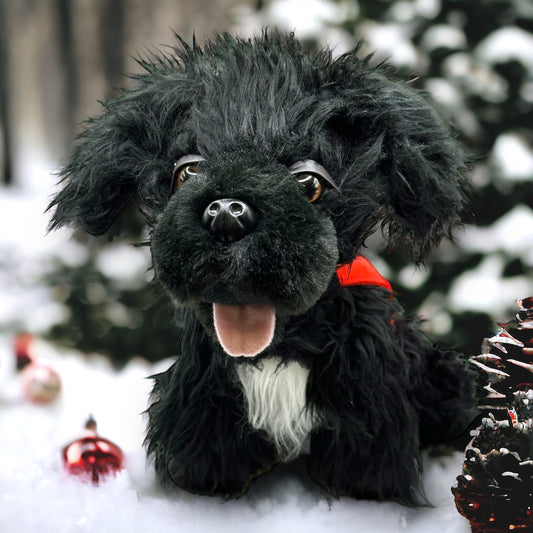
336,255,392,292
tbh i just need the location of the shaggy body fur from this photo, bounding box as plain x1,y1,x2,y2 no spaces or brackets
48,32,477,504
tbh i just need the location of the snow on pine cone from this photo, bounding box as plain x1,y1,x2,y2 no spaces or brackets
452,297,533,532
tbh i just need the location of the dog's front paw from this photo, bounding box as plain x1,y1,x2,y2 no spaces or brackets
308,427,428,506
146,359,279,499
162,457,274,499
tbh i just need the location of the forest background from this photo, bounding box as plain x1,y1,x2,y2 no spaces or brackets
0,0,531,366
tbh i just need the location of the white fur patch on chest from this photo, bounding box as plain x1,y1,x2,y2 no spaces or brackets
235,357,318,462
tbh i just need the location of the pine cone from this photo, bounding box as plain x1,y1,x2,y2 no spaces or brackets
452,297,533,532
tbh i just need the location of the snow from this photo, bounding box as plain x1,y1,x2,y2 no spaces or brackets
448,254,532,316
420,24,467,52
95,245,152,289
233,0,357,56
458,205,533,264
398,264,430,290
358,22,420,69
442,52,508,103
448,206,533,316
0,336,472,533
476,26,533,75
491,132,533,182
386,0,441,23
424,77,479,137
267,0,342,38
0,187,80,334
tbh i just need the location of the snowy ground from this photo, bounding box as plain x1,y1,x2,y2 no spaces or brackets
0,336,471,533
0,178,476,532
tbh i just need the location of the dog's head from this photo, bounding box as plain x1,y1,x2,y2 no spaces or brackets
48,32,467,357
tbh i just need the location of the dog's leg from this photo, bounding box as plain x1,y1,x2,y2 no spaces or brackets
307,380,427,505
145,316,277,498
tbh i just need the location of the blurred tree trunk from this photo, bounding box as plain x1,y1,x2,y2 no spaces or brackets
99,0,125,101
0,0,13,185
55,0,78,146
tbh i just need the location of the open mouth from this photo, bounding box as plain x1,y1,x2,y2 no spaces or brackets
213,303,276,357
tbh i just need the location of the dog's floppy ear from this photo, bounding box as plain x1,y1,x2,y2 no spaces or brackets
48,97,143,235
47,67,184,236
326,54,468,262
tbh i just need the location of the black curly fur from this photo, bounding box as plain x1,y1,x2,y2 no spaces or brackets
48,31,477,504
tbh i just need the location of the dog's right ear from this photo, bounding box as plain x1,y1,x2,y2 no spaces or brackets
47,97,145,235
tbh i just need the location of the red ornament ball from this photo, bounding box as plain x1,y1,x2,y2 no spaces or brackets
21,362,61,403
62,418,124,484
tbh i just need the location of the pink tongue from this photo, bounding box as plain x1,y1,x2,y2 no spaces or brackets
213,303,276,357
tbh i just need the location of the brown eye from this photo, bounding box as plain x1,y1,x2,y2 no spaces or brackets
170,154,205,194
296,173,323,203
173,164,198,189
288,160,337,202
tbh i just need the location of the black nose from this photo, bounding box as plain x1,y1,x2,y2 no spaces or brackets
201,198,259,243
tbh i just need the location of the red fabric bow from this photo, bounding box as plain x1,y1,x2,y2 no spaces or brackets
336,256,392,292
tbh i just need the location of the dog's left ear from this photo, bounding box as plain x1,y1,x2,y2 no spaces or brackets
327,58,469,262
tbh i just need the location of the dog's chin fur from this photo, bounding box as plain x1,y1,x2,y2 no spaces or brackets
47,31,477,504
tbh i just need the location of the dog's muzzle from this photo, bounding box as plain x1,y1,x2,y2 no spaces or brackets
201,198,259,243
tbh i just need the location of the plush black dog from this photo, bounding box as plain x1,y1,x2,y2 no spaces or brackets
49,31,477,504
